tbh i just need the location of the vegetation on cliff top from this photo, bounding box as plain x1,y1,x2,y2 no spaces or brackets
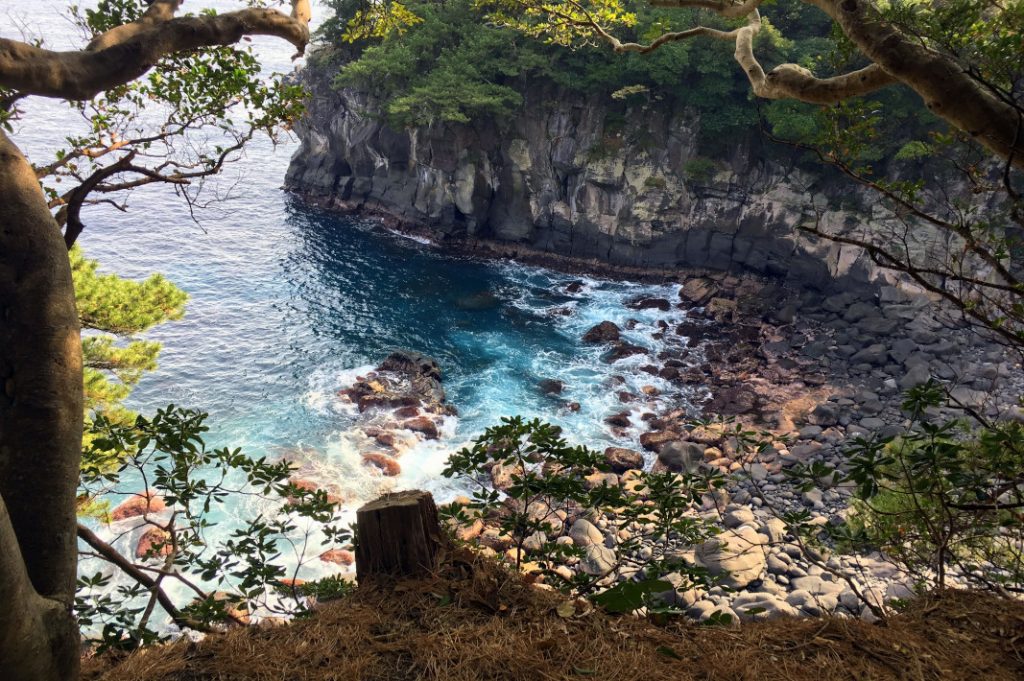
319,0,931,155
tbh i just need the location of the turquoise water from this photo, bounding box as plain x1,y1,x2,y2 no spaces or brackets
101,199,697,504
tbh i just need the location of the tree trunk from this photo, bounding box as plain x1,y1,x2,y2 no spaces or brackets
355,491,444,580
0,129,83,679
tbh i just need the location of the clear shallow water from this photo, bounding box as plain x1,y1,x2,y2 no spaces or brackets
5,1,701,608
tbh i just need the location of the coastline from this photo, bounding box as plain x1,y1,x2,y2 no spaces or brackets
285,188,800,287
285,185,1024,622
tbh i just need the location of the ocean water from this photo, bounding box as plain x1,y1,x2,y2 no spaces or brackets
5,1,702,614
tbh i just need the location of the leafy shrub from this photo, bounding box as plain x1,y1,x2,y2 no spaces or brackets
77,407,352,651
786,382,1024,596
441,416,722,614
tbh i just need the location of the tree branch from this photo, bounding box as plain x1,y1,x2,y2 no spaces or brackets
76,522,216,633
0,1,311,100
55,151,137,249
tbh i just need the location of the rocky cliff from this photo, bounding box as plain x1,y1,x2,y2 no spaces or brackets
285,64,902,290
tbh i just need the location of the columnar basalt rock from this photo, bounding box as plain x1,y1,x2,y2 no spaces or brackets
287,68,949,292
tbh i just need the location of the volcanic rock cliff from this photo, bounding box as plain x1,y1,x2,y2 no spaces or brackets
286,63,899,290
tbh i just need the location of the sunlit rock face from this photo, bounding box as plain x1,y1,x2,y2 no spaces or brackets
286,67,935,292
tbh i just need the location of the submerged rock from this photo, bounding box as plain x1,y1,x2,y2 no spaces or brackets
538,378,564,395
455,290,501,310
362,452,402,476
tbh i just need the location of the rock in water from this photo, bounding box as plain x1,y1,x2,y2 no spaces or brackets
404,416,440,440
135,527,173,559
362,452,402,476
627,297,671,311
583,321,621,344
319,549,355,565
110,490,166,521
538,378,564,395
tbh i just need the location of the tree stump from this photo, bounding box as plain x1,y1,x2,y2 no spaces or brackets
355,490,444,580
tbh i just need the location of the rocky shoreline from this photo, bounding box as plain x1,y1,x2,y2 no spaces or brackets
278,189,1024,623
432,268,1023,624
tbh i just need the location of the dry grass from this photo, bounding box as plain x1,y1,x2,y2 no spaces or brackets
84,550,1024,681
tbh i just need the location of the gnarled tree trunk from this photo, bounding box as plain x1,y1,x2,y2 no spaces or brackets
0,4,312,677
0,129,83,680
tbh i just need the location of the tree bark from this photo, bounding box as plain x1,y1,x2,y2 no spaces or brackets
355,491,445,580
815,0,1024,171
0,130,82,679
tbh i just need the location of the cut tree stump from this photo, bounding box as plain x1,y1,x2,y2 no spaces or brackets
355,490,444,580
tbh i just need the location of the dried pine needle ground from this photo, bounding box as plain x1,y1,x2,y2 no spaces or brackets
83,552,1024,681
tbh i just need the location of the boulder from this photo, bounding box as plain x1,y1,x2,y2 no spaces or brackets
733,594,800,621
404,416,439,439
110,490,166,521
639,430,678,452
569,518,604,547
680,278,718,305
603,447,644,473
538,378,564,395
319,549,355,565
694,525,767,588
580,544,617,576
583,321,621,344
604,341,647,362
488,462,516,491
378,350,442,380
850,343,889,366
628,297,671,312
374,431,399,448
899,363,931,390
452,518,485,542
810,402,839,427
362,452,402,476
707,385,758,416
706,298,737,323
657,441,705,473
723,507,756,529
604,412,631,428
135,527,173,559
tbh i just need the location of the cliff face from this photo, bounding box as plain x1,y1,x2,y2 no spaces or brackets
286,65,884,290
